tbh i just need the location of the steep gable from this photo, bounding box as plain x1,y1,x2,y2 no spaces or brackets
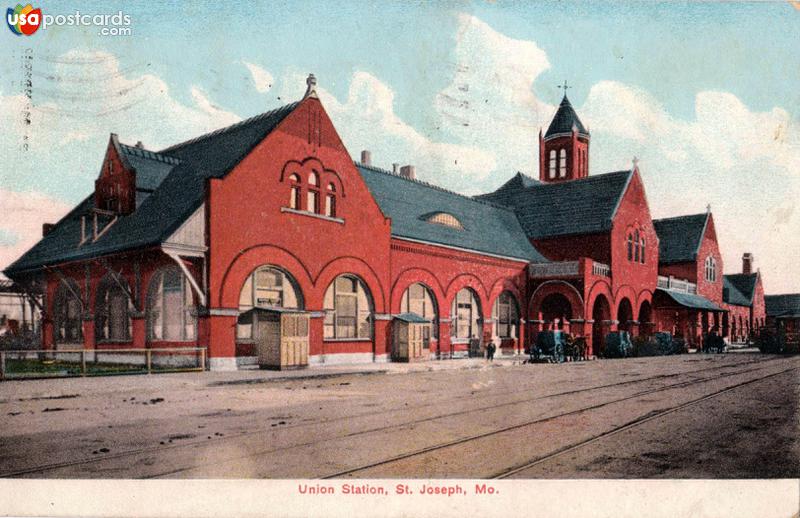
5,101,300,277
723,273,758,306
653,213,708,264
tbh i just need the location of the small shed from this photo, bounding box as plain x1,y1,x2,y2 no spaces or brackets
392,312,429,362
238,307,310,370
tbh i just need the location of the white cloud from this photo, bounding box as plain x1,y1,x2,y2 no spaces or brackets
0,189,72,276
0,49,242,275
285,13,800,292
242,61,274,93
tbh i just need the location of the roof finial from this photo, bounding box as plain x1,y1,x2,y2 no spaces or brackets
304,73,318,99
558,80,571,99
706,203,711,214
632,156,639,170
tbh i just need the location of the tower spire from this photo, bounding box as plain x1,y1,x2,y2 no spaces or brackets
557,80,572,99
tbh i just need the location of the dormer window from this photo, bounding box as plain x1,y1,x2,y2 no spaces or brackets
426,212,463,230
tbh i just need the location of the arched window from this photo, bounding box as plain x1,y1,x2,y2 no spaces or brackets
627,233,634,261
307,171,320,213
634,230,640,263
324,275,373,339
53,279,83,344
95,274,132,342
325,183,336,218
288,173,301,210
450,288,481,340
705,256,716,282
426,212,464,230
492,291,519,339
400,283,438,345
147,267,196,341
640,237,646,264
237,266,303,340
559,149,567,177
548,150,556,178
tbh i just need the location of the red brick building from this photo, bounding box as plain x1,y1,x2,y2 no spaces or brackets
3,77,769,368
723,254,767,343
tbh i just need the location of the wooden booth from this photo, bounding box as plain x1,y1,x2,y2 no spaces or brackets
239,307,310,370
392,313,429,362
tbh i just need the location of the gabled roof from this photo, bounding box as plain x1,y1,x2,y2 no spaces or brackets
5,102,299,276
653,213,709,264
118,143,181,191
765,294,800,318
723,273,758,307
476,170,633,240
357,164,547,263
545,95,589,139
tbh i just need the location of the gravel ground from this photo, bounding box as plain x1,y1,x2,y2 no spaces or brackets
0,352,797,479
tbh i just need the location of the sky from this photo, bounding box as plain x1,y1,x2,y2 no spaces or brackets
1,1,799,293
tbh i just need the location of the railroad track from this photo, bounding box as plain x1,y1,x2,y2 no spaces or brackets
320,362,798,479
0,355,784,478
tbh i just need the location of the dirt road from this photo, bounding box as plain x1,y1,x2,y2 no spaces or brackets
0,353,797,479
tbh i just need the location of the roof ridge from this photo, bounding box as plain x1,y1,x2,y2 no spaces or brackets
653,212,708,223
160,101,299,155
355,162,515,212
119,143,182,165
518,169,631,192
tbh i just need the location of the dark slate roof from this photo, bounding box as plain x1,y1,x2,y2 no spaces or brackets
765,294,800,318
653,213,709,264
5,102,299,276
119,144,181,191
545,95,589,139
723,273,758,307
475,170,633,240
394,312,429,323
160,102,298,178
656,289,724,312
357,164,547,263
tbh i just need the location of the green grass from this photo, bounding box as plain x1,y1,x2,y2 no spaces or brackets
3,357,204,378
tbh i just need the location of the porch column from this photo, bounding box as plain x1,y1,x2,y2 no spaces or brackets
131,311,146,349
82,314,95,350
517,318,526,356
41,312,54,350
628,320,640,338
206,308,237,371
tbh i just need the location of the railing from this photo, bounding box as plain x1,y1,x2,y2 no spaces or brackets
657,275,697,294
0,347,207,381
529,261,580,278
592,262,611,277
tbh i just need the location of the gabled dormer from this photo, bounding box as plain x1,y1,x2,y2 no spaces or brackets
94,133,136,215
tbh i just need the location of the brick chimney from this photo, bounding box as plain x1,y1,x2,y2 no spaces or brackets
392,163,400,175
42,223,54,236
742,253,753,275
360,150,371,166
400,165,416,180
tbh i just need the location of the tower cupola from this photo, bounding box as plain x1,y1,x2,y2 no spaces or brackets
539,83,590,183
